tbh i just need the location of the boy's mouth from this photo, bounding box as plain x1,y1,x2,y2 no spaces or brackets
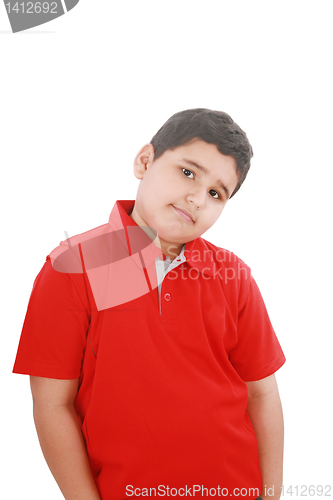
172,205,194,223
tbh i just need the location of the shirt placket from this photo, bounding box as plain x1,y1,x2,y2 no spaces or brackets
156,246,186,315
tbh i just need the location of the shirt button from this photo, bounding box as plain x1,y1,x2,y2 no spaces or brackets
164,293,171,301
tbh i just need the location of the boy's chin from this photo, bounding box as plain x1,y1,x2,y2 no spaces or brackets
156,231,197,248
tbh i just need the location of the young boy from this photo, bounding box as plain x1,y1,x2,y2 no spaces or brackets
13,108,285,500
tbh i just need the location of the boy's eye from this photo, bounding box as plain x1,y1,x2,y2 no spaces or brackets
209,189,220,199
182,168,221,200
182,168,194,179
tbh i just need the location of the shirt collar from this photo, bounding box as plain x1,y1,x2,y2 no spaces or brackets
108,200,162,266
184,238,216,277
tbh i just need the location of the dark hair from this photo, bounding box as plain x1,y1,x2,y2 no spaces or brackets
150,108,253,198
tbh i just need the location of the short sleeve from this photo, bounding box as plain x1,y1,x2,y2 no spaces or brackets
13,256,90,379
229,274,286,381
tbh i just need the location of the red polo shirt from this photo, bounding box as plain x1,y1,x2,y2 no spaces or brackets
13,200,285,500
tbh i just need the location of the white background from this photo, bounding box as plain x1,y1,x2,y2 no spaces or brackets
1,1,332,498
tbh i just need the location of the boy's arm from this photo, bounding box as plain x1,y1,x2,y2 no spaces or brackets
30,376,101,500
245,374,284,500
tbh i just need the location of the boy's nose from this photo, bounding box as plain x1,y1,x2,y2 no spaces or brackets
187,189,206,210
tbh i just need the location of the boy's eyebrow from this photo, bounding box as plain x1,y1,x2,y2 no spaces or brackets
178,157,230,198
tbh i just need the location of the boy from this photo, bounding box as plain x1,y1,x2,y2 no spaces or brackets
13,108,285,500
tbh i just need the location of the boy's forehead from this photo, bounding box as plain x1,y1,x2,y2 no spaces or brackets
160,139,230,162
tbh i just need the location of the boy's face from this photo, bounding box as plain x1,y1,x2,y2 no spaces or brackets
130,139,239,259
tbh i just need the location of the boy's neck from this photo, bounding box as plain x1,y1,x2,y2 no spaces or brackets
129,210,183,262
159,242,183,261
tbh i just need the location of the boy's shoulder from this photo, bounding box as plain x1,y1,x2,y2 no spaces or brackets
185,236,251,274
185,236,252,307
47,213,161,280
48,220,112,274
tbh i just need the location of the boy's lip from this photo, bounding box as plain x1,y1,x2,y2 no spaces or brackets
172,205,195,223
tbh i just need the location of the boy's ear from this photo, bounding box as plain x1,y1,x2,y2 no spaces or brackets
133,143,155,180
